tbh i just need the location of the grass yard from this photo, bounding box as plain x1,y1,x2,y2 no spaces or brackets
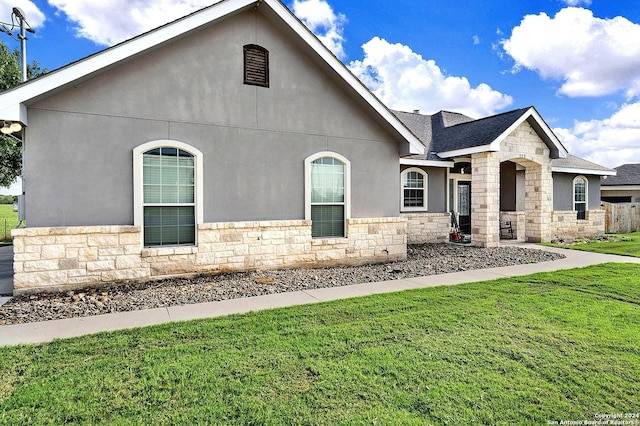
0,204,19,243
545,231,640,258
1,263,639,425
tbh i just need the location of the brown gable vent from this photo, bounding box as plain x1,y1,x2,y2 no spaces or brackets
244,44,269,87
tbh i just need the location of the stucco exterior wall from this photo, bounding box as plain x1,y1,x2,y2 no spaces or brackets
24,8,404,228
553,174,601,211
399,166,447,213
12,217,407,295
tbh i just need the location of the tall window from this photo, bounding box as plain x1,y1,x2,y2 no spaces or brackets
401,168,428,212
244,44,269,87
573,176,587,220
134,141,203,247
305,152,350,238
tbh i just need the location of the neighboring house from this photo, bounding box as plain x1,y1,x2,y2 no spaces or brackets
0,0,614,295
601,164,640,203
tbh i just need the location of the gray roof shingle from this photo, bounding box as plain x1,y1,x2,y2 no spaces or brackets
393,107,613,174
431,108,530,154
601,163,640,185
551,155,614,173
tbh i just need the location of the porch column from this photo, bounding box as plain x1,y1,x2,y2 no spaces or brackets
524,163,553,242
471,152,500,248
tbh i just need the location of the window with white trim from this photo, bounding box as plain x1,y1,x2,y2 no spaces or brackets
573,175,587,220
134,141,203,247
305,152,350,238
401,168,428,212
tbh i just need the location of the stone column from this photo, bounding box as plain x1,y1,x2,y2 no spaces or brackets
471,152,500,248
524,163,552,242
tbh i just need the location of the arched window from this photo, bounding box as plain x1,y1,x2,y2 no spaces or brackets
573,175,588,220
401,168,428,212
305,152,350,238
134,141,203,247
244,44,269,87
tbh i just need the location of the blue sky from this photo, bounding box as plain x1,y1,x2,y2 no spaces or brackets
1,0,640,194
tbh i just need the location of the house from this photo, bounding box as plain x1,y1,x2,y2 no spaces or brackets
0,0,614,295
392,108,615,244
601,164,640,203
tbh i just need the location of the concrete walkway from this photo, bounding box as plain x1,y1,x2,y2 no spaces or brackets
1,244,639,346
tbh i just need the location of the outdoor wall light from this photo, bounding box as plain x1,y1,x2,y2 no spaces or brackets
1,121,22,134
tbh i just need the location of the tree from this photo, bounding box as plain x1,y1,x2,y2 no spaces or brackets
0,39,47,188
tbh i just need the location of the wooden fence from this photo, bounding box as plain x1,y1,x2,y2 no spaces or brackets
603,202,640,234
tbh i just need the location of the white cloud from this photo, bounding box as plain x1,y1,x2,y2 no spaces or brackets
554,102,640,168
502,7,640,98
348,37,513,118
472,35,480,45
45,0,349,58
291,0,347,59
0,0,45,30
46,0,218,46
560,0,591,6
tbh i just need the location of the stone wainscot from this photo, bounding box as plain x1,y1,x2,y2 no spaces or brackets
12,217,407,295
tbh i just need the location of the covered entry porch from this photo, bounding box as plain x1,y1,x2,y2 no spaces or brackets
444,112,558,248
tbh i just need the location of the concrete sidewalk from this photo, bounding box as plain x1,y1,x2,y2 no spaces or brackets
1,244,639,346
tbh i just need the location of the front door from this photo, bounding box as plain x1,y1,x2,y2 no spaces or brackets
457,181,471,234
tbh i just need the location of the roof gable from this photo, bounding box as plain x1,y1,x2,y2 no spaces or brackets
0,0,424,155
434,106,568,159
393,106,570,166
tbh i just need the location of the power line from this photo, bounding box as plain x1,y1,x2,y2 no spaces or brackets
0,7,36,82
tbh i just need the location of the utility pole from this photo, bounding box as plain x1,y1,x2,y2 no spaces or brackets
1,7,35,82
14,8,27,82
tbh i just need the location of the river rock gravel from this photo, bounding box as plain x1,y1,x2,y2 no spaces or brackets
0,244,564,325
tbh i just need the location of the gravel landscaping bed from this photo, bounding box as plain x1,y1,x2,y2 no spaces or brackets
0,244,564,325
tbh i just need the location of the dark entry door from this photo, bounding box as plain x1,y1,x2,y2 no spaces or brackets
457,181,471,234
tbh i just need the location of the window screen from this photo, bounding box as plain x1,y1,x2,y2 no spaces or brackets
310,157,345,237
143,148,195,246
574,177,587,220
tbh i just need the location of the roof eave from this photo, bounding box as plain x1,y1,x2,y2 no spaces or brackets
436,144,495,158
266,0,425,153
601,185,640,190
399,158,454,168
552,166,617,176
0,0,426,155
0,0,257,112
0,103,27,125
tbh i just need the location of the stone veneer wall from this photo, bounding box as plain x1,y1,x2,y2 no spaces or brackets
12,217,407,295
402,212,451,244
551,210,605,240
499,121,553,243
471,152,501,247
499,211,526,240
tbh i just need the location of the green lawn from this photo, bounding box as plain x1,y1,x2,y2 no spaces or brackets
545,231,640,258
1,263,639,424
0,204,19,243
